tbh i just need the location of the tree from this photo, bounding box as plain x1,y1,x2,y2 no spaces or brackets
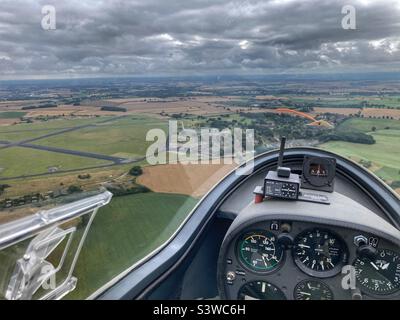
0,184,10,195
391,181,400,189
129,166,143,176
67,185,82,194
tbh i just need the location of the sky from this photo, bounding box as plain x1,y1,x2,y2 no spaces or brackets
0,0,399,79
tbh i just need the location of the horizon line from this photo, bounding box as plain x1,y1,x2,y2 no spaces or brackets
1,71,400,82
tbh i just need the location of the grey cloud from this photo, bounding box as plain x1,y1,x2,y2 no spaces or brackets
0,0,399,79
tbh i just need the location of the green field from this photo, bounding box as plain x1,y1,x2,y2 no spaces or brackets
0,147,111,178
66,192,197,299
321,118,400,183
0,117,104,132
367,97,400,108
288,96,400,109
337,118,400,133
36,116,168,158
0,115,167,179
0,129,67,142
289,96,364,107
0,117,106,142
0,112,27,119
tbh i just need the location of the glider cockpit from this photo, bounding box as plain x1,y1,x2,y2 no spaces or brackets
0,144,399,300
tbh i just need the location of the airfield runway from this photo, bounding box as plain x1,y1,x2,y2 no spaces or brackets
0,116,138,180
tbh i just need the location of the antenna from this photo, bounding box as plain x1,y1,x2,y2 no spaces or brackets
277,137,291,178
278,136,286,168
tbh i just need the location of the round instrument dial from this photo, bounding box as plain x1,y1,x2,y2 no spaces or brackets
302,156,336,191
294,280,333,300
237,230,284,273
355,249,400,296
292,228,348,277
238,281,286,300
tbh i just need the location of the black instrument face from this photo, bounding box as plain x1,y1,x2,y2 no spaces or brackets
293,228,348,277
309,163,328,177
294,280,333,300
237,230,284,273
301,156,336,192
238,281,286,300
355,249,400,296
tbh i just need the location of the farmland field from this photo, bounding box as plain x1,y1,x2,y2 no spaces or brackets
0,112,27,119
321,118,400,184
334,118,400,133
35,116,168,158
138,162,236,197
0,129,67,142
0,147,111,179
0,117,105,141
1,77,400,301
66,192,197,299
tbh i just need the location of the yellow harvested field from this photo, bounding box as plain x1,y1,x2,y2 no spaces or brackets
313,107,400,119
0,100,47,109
137,162,237,198
362,108,400,120
16,96,253,118
106,96,235,116
0,96,289,120
0,119,17,126
313,107,360,116
255,96,289,100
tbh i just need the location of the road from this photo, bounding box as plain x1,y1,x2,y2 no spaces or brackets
21,143,128,163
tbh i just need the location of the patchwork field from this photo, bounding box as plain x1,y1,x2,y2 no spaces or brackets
105,96,235,116
0,96,247,120
1,90,400,301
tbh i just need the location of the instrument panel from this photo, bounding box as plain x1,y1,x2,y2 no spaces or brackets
218,220,400,300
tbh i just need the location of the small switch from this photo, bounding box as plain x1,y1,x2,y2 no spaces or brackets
226,271,236,282
270,221,280,231
354,235,368,247
235,270,246,276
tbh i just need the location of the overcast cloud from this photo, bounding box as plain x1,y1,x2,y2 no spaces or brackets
0,0,399,79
